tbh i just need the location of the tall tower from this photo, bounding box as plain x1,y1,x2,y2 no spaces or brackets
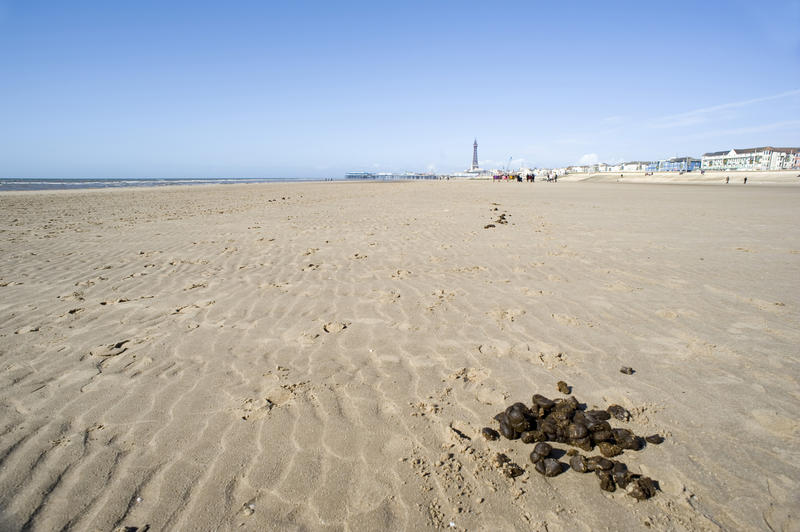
471,139,479,170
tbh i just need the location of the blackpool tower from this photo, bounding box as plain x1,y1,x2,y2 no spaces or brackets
471,139,479,171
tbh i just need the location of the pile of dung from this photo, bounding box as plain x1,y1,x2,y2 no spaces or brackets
481,386,662,500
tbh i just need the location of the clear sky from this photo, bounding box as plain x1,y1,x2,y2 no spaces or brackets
1,0,799,178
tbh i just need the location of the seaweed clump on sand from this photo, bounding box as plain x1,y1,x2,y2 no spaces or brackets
480,386,663,500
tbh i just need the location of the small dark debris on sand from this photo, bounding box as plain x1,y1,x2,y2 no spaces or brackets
607,404,630,421
556,380,571,394
481,427,500,441
484,386,661,499
484,224,496,229
620,366,635,375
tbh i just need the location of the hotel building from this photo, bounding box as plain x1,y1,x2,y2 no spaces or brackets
701,147,800,171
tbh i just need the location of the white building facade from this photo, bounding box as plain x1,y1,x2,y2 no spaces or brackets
701,147,800,171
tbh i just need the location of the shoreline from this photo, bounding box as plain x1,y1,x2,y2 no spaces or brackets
2,169,799,194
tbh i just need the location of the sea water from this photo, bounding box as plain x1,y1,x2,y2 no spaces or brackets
0,177,337,192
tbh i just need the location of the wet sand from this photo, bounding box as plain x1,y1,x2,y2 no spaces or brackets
0,181,798,531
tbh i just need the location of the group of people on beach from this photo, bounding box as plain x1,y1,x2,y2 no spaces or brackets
493,172,558,183
724,176,747,184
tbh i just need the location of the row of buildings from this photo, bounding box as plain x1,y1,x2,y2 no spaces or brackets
566,146,800,174
567,157,701,174
345,144,800,181
345,172,438,180
699,147,800,171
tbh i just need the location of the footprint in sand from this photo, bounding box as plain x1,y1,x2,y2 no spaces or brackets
323,321,349,333
448,367,489,384
237,385,304,420
58,291,85,301
391,269,412,279
656,309,679,320
374,289,401,303
14,325,40,334
237,397,276,420
298,332,320,346
475,386,508,406
89,340,130,357
487,308,526,323
537,351,571,369
99,298,131,306
551,313,582,326
172,300,215,314
477,343,511,357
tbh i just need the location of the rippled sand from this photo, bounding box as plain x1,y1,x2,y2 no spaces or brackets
1,181,798,531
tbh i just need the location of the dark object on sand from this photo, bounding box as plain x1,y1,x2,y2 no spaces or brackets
521,430,546,443
570,454,589,473
587,455,614,471
503,462,525,478
484,224,495,229
645,434,664,444
484,386,660,498
584,409,611,422
597,442,623,457
613,428,643,450
612,461,634,488
607,404,630,421
492,453,511,467
567,422,588,439
628,477,658,500
620,366,634,375
498,419,518,440
556,380,571,394
597,470,616,492
529,442,552,464
532,393,555,408
505,402,532,434
535,457,563,477
481,427,500,441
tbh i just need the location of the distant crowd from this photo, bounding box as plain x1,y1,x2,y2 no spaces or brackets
493,172,559,183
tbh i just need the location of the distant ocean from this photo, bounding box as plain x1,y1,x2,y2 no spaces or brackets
0,177,336,192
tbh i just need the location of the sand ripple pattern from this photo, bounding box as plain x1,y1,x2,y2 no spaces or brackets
0,182,798,530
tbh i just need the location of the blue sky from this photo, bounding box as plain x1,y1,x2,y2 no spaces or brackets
1,0,799,178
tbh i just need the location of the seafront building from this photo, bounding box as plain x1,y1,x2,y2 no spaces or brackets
621,161,652,172
701,147,800,171
567,147,800,175
567,165,590,173
653,157,701,172
345,172,437,180
568,157,704,174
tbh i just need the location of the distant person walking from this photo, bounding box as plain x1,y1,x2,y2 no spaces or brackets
743,177,748,184
725,176,729,184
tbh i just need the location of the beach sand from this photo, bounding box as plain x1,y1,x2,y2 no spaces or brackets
1,181,798,531
560,169,800,185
